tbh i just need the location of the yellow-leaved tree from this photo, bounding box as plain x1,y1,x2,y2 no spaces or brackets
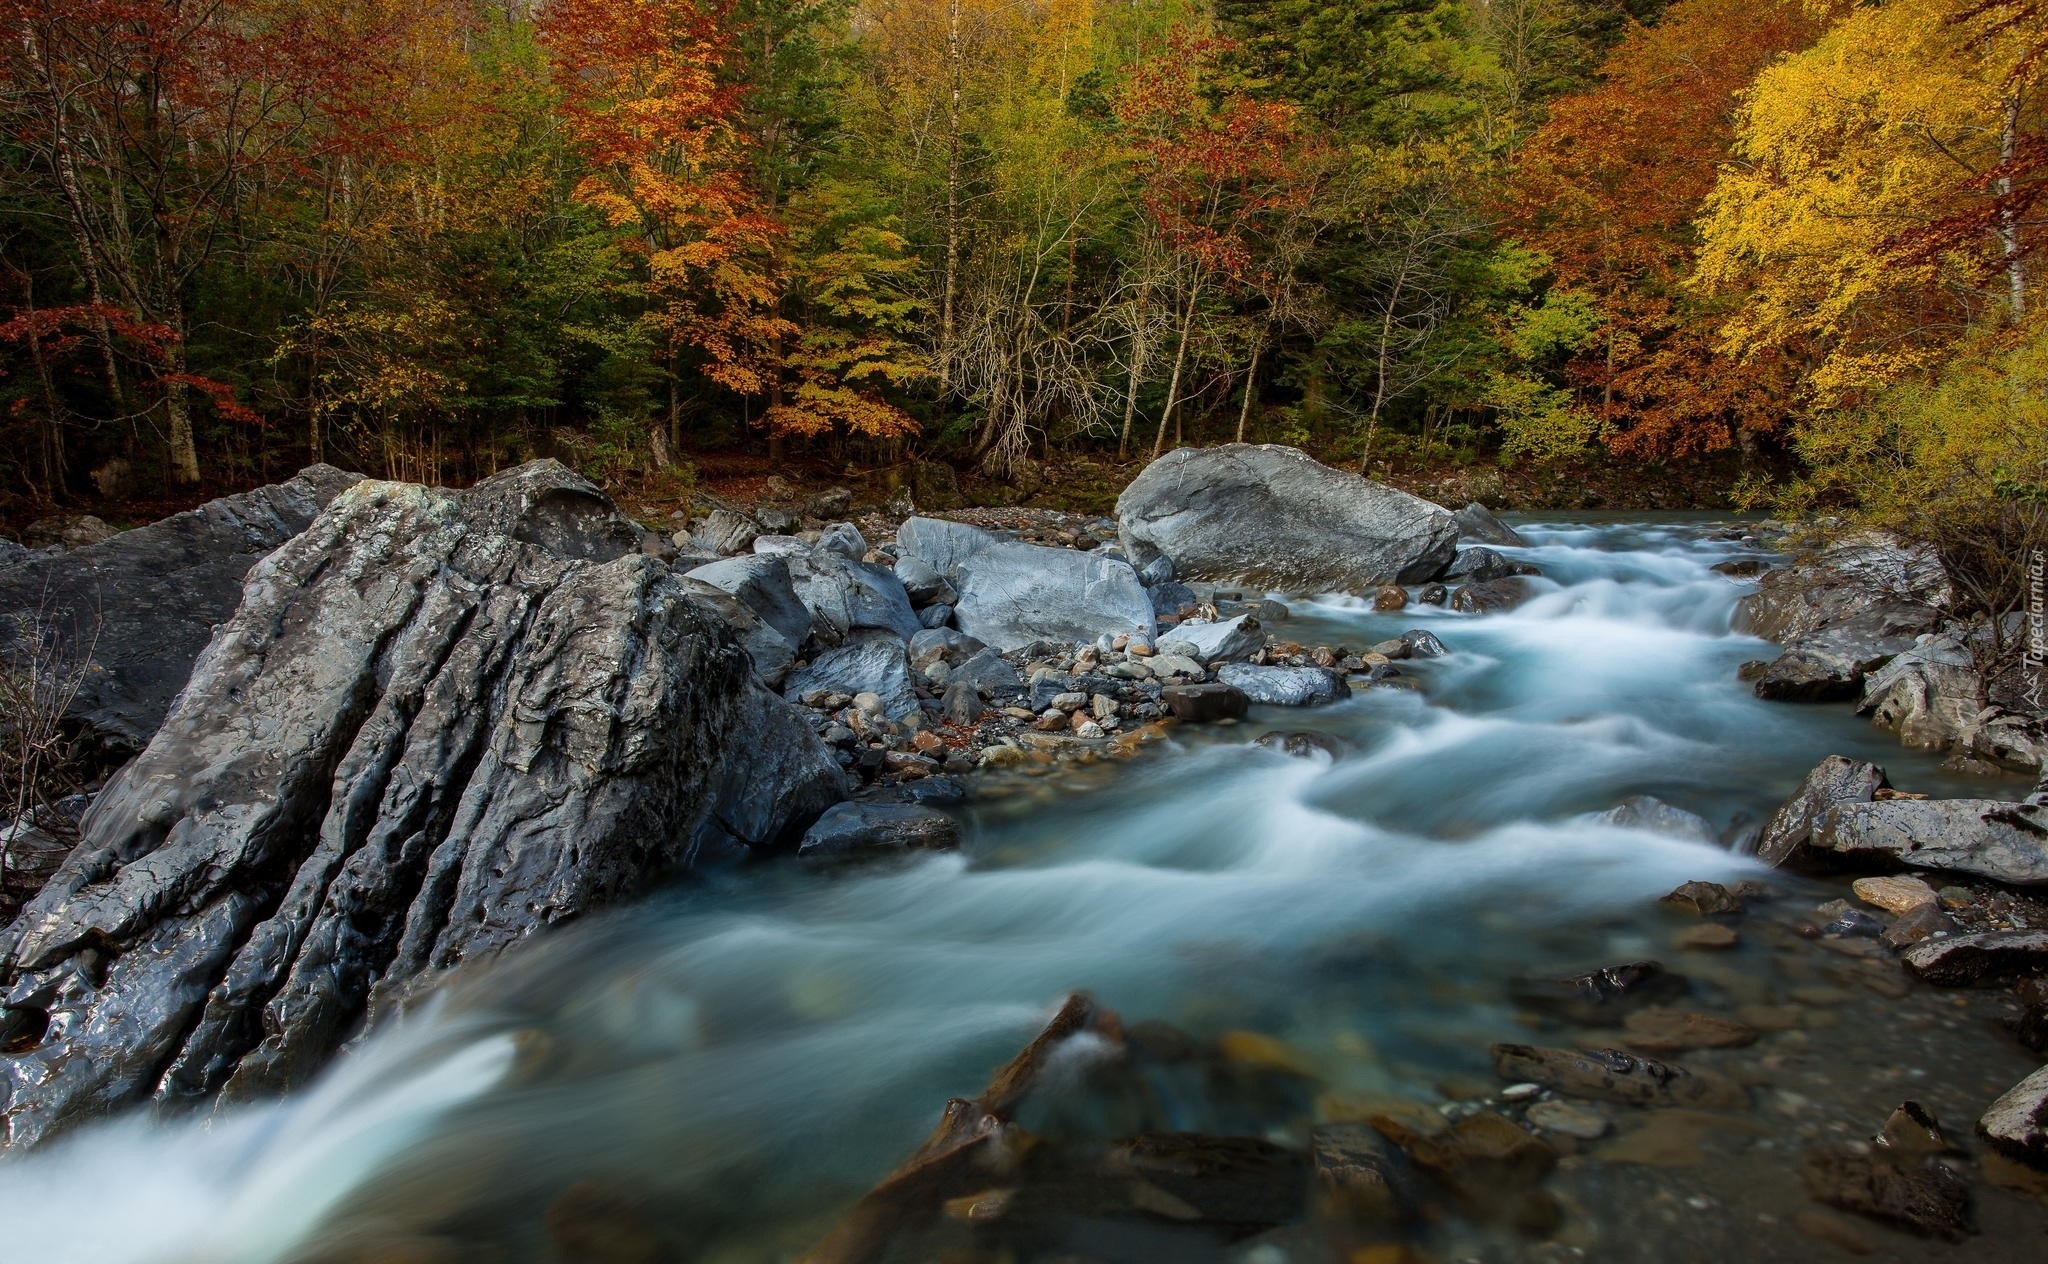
1694,0,2045,401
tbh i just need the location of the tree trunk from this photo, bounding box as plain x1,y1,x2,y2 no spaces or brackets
1999,93,2027,320
940,0,963,391
1358,268,1410,474
164,339,200,485
1235,338,1264,443
1151,281,1201,459
1117,282,1151,459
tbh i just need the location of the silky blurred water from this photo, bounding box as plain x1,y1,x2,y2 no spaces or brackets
0,515,2032,1263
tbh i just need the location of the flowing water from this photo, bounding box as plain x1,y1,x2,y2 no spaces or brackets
3,515,2044,1263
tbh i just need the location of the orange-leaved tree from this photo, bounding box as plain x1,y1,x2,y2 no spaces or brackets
542,0,916,454
1505,0,1828,459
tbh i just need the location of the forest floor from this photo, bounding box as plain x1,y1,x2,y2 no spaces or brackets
4,444,1781,540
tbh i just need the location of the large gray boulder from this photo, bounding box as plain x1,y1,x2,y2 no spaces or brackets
1749,604,1941,701
895,517,1156,653
1810,799,2048,885
1737,533,1950,643
694,683,848,860
457,458,649,561
1115,446,1457,592
0,464,362,753
0,472,840,1146
786,550,922,645
676,579,798,685
684,554,813,650
1755,755,1888,868
1860,635,2046,772
1737,533,1950,700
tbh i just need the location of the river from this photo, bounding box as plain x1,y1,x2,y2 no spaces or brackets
2,515,2042,1263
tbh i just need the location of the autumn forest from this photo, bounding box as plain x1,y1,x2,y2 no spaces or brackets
1,0,2044,564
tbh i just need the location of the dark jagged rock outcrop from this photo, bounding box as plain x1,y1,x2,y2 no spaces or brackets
0,464,362,752
1116,445,1458,592
1737,534,1948,702
0,464,842,1146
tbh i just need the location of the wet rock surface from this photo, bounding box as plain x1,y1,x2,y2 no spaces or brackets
1116,445,1458,591
0,464,362,753
1490,1044,1748,1109
1812,799,2048,885
1755,755,1890,868
0,465,841,1145
1802,1145,1974,1241
895,516,1156,652
796,802,962,859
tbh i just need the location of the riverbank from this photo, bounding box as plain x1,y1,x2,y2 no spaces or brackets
7,511,2047,1263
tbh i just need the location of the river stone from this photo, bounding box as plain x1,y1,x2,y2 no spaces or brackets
1447,546,1535,582
1450,576,1538,614
1489,1044,1746,1109
1901,930,2048,986
1981,1064,2048,1170
1310,1123,1414,1223
690,508,760,556
894,517,1156,652
1802,1147,1974,1241
1115,445,1458,592
949,648,1023,700
1217,663,1348,706
1401,629,1450,658
1526,1100,1608,1140
785,550,922,645
1809,799,2048,885
796,802,961,858
1148,653,1205,682
1253,730,1346,761
752,534,809,556
1602,796,1720,845
1507,961,1687,1024
816,522,867,561
684,554,812,650
1659,881,1743,916
0,475,833,1145
1619,1008,1759,1054
1167,614,1264,662
1162,682,1249,722
1147,580,1198,618
783,635,919,720
1454,502,1527,547
0,463,362,753
1853,874,1941,915
909,626,987,662
1751,605,1941,701
1738,533,1949,643
1755,755,1889,868
21,514,117,551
